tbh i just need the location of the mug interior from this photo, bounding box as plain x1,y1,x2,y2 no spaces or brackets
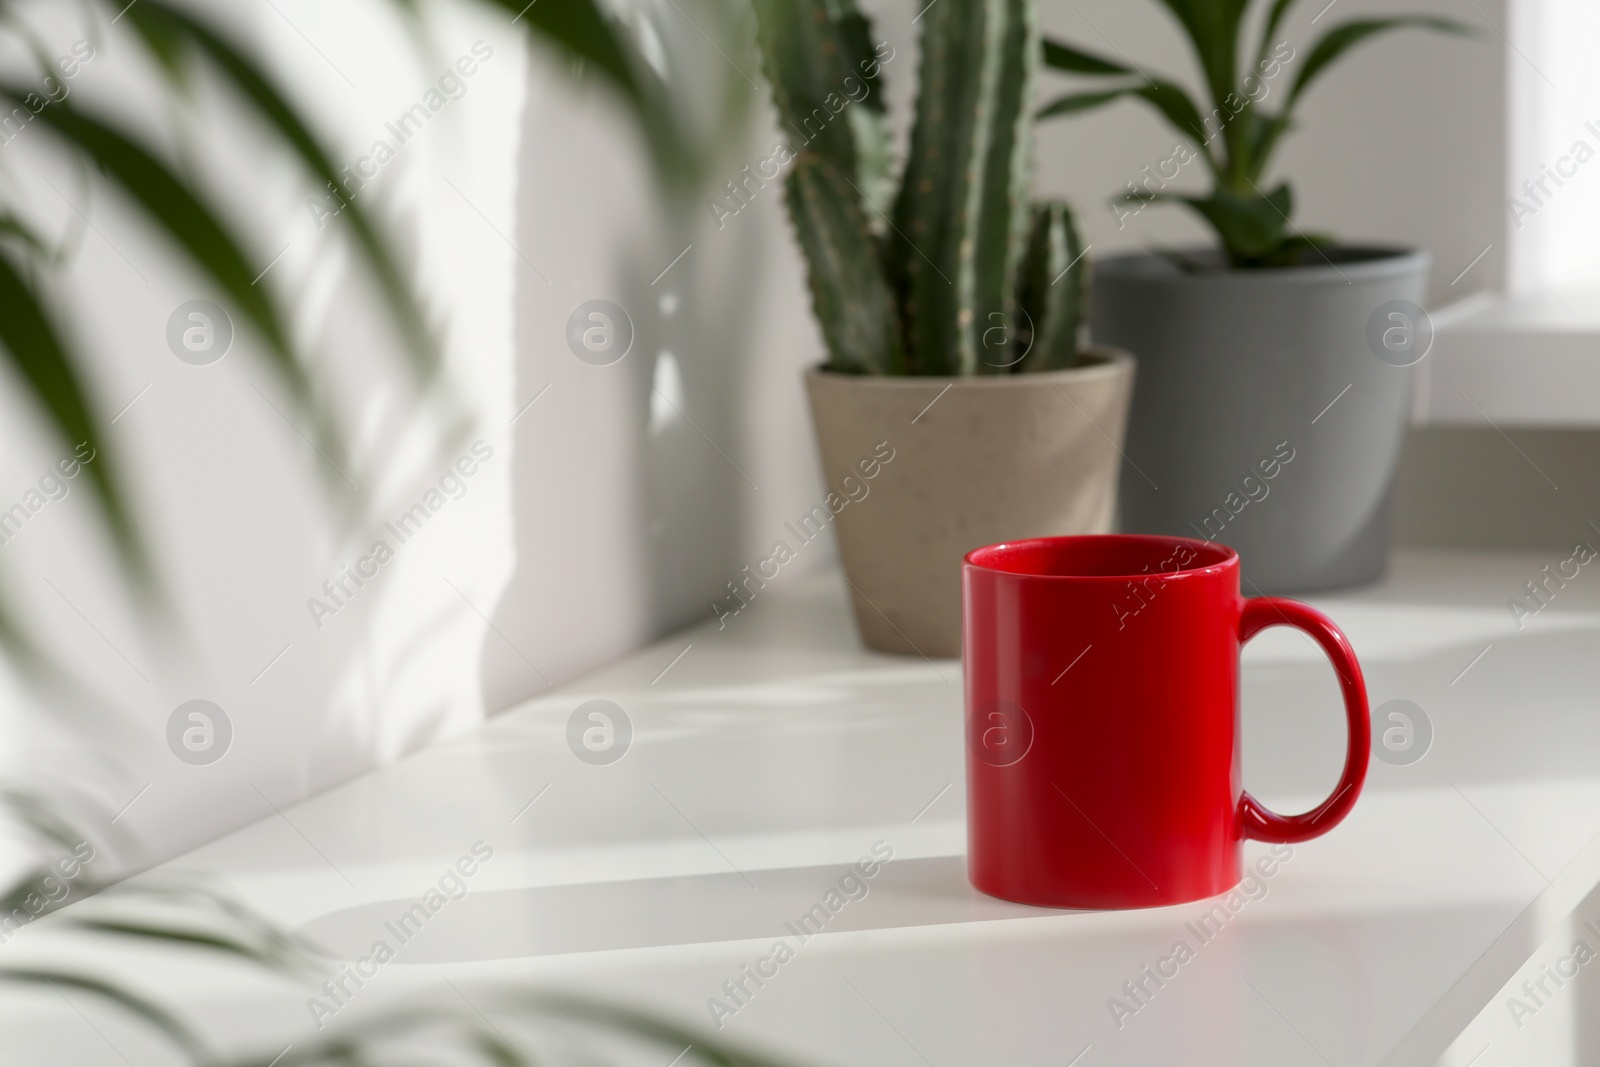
965,534,1235,579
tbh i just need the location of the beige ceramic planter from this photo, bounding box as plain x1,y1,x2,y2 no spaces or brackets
804,347,1135,657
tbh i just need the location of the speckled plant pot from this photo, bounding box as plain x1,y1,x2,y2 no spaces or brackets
804,348,1136,657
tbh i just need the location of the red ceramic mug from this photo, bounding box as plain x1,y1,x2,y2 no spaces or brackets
963,534,1369,909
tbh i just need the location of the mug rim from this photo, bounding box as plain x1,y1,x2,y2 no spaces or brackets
963,534,1239,582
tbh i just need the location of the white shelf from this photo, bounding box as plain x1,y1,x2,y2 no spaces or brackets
8,553,1600,1065
1417,289,1600,426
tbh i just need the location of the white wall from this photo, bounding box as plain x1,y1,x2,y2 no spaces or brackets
1506,0,1600,291
480,13,828,710
0,0,527,870
0,0,833,877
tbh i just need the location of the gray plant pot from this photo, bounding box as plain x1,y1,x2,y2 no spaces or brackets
804,349,1135,657
1091,247,1429,593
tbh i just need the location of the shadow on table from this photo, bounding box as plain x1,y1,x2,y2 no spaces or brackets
298,855,1059,963
297,853,1555,1066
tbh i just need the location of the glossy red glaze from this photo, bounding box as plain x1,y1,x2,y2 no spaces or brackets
963,534,1370,910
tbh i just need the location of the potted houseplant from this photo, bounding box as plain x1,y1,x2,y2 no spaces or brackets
1039,4,1469,592
753,0,1135,658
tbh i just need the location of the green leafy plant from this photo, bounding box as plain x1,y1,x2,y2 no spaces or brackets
754,0,1089,377
1038,1,1472,268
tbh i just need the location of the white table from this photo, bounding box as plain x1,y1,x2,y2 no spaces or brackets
10,550,1600,1066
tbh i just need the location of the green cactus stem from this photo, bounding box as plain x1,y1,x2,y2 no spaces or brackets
1014,200,1087,372
755,0,1082,377
887,0,1035,376
784,152,904,374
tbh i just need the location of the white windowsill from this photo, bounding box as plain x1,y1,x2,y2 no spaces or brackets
1416,289,1600,426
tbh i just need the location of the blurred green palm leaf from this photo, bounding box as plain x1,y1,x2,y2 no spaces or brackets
0,854,805,1066
0,0,691,669
0,1,745,1062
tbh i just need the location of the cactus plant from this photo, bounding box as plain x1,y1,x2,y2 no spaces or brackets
753,0,1088,376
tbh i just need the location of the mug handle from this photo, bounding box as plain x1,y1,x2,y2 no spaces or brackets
1236,597,1371,843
